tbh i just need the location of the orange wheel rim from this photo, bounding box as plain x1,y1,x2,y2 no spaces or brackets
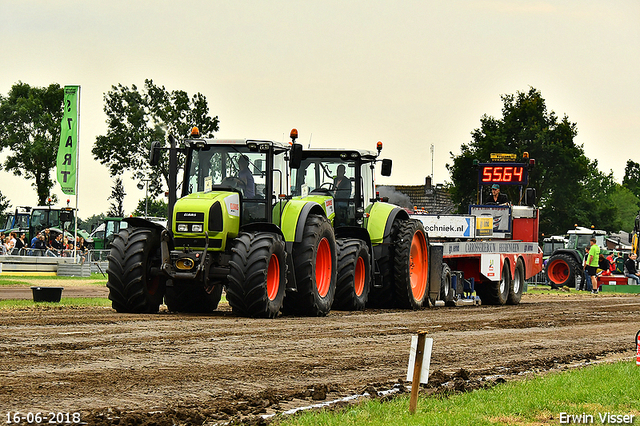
548,259,568,284
354,256,365,296
315,238,332,297
267,253,280,301
409,231,428,300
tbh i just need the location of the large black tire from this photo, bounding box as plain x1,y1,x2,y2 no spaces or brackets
164,281,223,313
393,219,429,309
440,263,455,305
507,258,525,305
367,219,401,308
226,232,287,318
106,226,166,313
546,253,580,289
283,214,337,316
332,238,371,311
477,261,510,305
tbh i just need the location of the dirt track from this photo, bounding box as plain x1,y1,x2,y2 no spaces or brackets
1,289,639,425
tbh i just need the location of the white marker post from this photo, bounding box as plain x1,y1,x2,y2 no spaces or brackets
406,331,433,414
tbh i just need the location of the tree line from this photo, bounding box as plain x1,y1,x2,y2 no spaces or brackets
0,82,638,236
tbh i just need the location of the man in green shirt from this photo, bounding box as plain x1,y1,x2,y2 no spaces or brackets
585,238,600,293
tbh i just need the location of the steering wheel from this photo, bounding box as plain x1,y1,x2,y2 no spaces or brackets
221,177,245,190
319,182,335,190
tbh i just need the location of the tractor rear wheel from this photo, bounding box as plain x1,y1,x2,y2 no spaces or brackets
284,214,337,316
226,232,287,318
546,253,579,289
393,219,429,309
332,238,371,311
507,258,525,305
106,226,166,313
164,281,223,313
477,261,510,305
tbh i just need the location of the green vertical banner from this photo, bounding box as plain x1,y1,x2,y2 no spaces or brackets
57,85,79,195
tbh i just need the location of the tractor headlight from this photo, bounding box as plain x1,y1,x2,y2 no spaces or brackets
192,224,203,233
177,224,189,232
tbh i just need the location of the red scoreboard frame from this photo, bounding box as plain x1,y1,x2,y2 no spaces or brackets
478,163,528,186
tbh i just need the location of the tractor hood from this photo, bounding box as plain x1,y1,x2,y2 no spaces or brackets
172,191,241,251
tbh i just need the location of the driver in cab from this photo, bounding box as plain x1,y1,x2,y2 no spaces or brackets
487,184,509,205
223,155,255,198
333,164,351,199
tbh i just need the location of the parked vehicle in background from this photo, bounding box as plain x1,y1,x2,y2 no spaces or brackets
545,226,607,289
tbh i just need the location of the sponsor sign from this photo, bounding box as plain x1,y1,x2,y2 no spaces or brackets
411,215,475,239
325,198,335,217
56,85,80,195
443,241,538,256
225,193,240,217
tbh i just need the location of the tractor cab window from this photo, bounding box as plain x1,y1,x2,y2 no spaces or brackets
187,145,269,224
568,234,593,253
187,146,267,199
291,157,356,226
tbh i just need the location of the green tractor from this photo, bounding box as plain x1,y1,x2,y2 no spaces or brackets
545,226,607,289
289,142,431,310
106,128,337,318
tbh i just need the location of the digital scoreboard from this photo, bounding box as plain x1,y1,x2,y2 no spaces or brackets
478,163,528,186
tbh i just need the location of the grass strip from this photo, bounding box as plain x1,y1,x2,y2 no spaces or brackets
276,360,640,426
0,297,111,309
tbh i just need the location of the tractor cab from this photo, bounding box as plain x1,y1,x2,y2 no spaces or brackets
290,147,391,228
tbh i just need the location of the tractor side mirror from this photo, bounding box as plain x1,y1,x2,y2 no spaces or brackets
60,209,74,223
150,141,161,166
290,143,303,169
525,187,536,207
380,159,392,176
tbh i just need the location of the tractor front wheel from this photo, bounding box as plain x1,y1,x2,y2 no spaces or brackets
106,226,166,313
226,232,287,318
333,238,371,311
284,214,337,316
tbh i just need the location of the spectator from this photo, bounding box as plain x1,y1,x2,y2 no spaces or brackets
597,253,611,276
625,253,640,285
584,238,599,293
1,237,9,255
14,233,25,250
30,232,41,249
51,233,64,256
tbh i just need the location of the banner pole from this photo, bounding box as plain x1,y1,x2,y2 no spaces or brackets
73,86,81,263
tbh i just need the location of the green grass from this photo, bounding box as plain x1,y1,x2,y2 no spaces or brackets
0,297,111,309
0,273,107,286
275,361,640,426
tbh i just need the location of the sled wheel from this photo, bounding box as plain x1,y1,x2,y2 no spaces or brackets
106,226,166,313
226,232,286,318
507,258,525,305
479,261,510,305
440,263,454,305
333,238,371,311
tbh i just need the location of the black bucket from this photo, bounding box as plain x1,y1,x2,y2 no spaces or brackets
31,287,64,303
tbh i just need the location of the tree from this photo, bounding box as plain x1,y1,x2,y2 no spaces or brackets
446,87,605,236
107,177,126,217
92,79,219,197
622,160,640,199
133,198,168,219
0,82,64,205
0,190,10,227
609,185,640,232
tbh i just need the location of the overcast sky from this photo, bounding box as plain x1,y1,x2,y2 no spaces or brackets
1,1,638,218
